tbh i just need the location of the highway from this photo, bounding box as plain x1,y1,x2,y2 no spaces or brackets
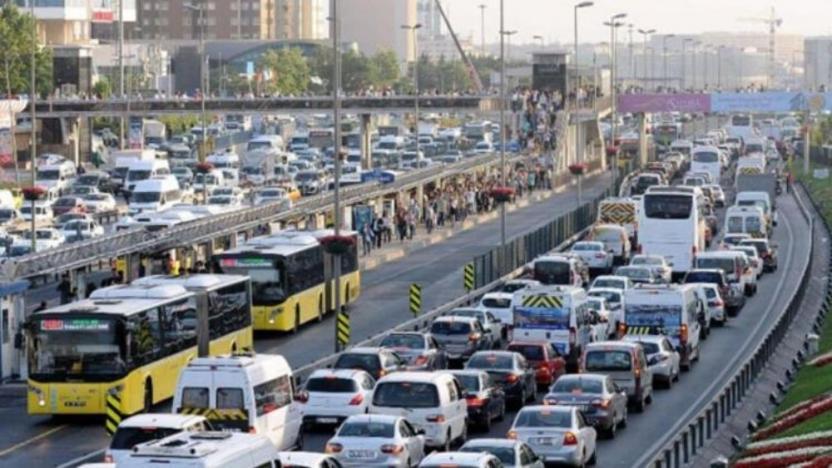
0,173,612,467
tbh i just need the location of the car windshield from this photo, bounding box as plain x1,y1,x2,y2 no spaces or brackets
128,170,151,181
695,258,734,275
481,297,511,308
685,272,722,284
335,353,381,372
0,209,14,221
110,427,182,450
431,321,471,335
55,198,77,207
573,243,601,251
306,377,357,393
693,152,719,163
372,382,439,408
507,344,545,361
632,257,663,266
515,409,572,428
337,420,395,438
29,317,126,381
460,445,515,465
467,354,513,370
38,169,60,180
632,341,660,354
551,378,603,394
296,172,318,182
618,268,650,279
380,334,424,350
501,283,529,293
77,175,100,185
132,192,161,203
534,261,570,284
584,350,632,371
594,229,621,242
589,290,621,304
593,278,624,288
84,194,108,201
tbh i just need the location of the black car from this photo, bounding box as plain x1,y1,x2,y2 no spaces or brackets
75,172,119,194
465,351,536,408
449,370,506,431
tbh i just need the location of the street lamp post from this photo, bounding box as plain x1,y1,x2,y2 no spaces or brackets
717,45,724,90
184,2,208,166
573,1,594,207
605,13,625,185
331,0,344,352
478,4,487,56
118,0,125,149
682,38,693,90
638,28,656,89
401,23,422,160
662,34,675,91
29,0,37,252
533,35,544,51
703,45,710,90
627,24,634,85
497,0,514,250
692,41,701,89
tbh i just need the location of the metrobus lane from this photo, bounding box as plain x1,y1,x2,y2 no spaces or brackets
0,173,612,468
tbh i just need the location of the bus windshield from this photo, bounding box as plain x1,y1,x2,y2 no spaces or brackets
218,258,285,306
28,317,126,381
643,194,692,220
693,152,719,163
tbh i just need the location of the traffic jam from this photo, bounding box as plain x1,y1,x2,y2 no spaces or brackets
33,112,786,468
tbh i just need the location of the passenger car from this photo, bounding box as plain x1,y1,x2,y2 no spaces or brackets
613,266,661,285
379,332,448,371
325,414,426,468
581,341,653,412
465,351,536,408
447,308,505,348
569,241,614,273
333,347,407,379
478,292,515,332
740,238,778,272
419,451,502,468
543,373,628,438
623,335,680,388
301,369,376,426
430,316,490,361
508,405,597,467
105,413,211,464
629,255,673,284
460,438,545,468
590,275,633,291
449,370,507,430
506,341,566,390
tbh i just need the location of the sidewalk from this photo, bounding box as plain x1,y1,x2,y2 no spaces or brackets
358,173,595,272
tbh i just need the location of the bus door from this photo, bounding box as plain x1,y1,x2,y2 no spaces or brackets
323,253,334,312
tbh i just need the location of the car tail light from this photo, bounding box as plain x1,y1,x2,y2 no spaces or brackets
507,430,518,440
680,324,689,344
103,454,113,463
377,369,387,378
537,363,552,375
569,327,577,346
248,426,257,434
381,444,404,454
506,374,520,383
618,323,627,336
325,443,343,453
468,333,481,342
294,391,309,403
413,355,428,366
426,414,446,423
349,393,364,405
466,396,486,407
563,432,579,445
591,398,611,409
710,299,724,307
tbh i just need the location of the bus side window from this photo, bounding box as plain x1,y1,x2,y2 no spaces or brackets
128,308,163,363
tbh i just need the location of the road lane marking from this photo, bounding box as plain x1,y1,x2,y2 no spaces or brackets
634,193,800,467
0,424,67,458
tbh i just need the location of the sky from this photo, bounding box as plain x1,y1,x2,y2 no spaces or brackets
442,0,832,45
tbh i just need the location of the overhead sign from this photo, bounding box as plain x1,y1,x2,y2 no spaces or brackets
618,93,710,114
618,92,832,114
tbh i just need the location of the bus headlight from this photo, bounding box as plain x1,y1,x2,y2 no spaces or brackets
28,385,45,406
269,308,282,324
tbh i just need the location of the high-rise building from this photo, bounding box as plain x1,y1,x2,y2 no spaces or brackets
417,0,442,40
12,0,137,45
805,37,832,91
340,0,417,62
275,0,325,40
135,0,276,40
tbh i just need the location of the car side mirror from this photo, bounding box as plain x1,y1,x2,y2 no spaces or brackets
416,428,426,436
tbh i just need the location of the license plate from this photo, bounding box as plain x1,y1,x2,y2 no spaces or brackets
348,449,375,459
534,437,555,445
317,417,338,424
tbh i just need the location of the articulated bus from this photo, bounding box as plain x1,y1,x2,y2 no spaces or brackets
213,230,361,332
25,276,253,416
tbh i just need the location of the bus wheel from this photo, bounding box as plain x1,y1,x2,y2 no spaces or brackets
317,295,324,322
143,380,153,413
293,305,301,334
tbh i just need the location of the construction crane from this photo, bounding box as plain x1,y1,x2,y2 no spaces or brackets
434,0,485,93
738,7,782,89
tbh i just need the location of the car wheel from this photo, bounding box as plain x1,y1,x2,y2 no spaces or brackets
665,373,673,389
295,425,305,450
588,449,598,466
619,406,628,428
442,430,452,452
646,393,653,405
606,417,617,439
497,400,506,421
634,398,646,413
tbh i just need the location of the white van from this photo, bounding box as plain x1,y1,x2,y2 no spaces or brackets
694,251,755,297
122,431,279,468
724,205,768,238
690,146,722,183
669,139,693,158
207,151,241,169
247,135,286,153
172,354,303,451
532,255,586,288
105,413,211,464
36,161,76,194
370,371,467,450
194,169,226,193
513,285,592,370
125,159,171,193
623,284,702,370
128,176,183,215
735,191,776,227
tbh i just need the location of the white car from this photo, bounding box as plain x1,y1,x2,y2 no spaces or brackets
278,452,342,468
508,405,597,467
253,187,292,207
587,287,625,332
623,335,681,389
500,279,541,294
585,296,615,341
447,307,504,348
478,292,514,330
731,245,764,280
207,194,243,207
81,193,117,213
570,241,614,273
460,438,546,468
104,413,211,464
301,369,376,426
590,275,633,291
419,451,503,467
21,228,65,250
20,203,53,223
704,184,726,207
629,254,673,284
689,282,727,325
60,219,104,241
326,414,426,468
720,233,751,249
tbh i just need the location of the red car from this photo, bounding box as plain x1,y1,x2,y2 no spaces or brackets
507,340,566,391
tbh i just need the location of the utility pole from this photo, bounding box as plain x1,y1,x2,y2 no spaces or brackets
574,1,595,206
331,0,344,352
29,0,37,252
118,0,125,149
499,0,506,248
237,0,242,39
638,29,655,89
606,14,626,185
628,24,634,85
478,4,487,56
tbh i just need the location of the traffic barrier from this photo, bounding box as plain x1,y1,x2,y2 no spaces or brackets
104,393,123,436
409,284,422,316
336,312,350,347
463,263,475,292
641,184,819,468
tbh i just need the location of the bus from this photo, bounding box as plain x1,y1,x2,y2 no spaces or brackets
690,146,722,183
25,276,253,416
213,230,361,332
728,114,755,140
639,188,706,279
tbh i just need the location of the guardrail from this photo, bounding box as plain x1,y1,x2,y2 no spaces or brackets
292,194,604,382
641,187,815,468
1,152,525,280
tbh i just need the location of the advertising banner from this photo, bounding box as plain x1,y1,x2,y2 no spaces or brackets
711,92,832,113
617,93,711,113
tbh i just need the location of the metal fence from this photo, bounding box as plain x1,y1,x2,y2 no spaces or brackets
472,188,611,288
641,184,818,468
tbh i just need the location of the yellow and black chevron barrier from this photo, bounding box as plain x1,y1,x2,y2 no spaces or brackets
521,294,564,308
105,393,123,436
336,312,350,346
179,407,248,421
464,264,475,292
626,326,655,335
410,284,422,316
600,203,636,225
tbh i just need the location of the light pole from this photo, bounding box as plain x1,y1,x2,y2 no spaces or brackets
478,4,487,56
604,14,625,186
638,28,655,89
662,34,675,90
574,1,594,207
692,41,701,89
627,24,634,84
717,45,724,90
497,0,511,250
401,23,422,159
682,38,693,90
29,0,37,252
118,0,125,149
184,2,208,165
331,0,344,352
533,35,544,51
702,44,710,90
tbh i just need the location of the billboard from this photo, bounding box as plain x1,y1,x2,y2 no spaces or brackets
617,93,710,114
618,91,832,113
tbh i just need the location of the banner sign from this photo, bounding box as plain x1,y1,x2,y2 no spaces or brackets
618,92,832,114
617,93,710,113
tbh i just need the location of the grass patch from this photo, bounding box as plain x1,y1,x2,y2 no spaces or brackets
777,364,832,412
775,411,832,439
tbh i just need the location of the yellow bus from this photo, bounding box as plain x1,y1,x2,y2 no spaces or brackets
25,275,253,416
213,230,361,332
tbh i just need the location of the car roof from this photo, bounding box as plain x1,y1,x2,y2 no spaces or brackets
377,371,452,384
434,316,478,324
588,287,624,294
463,438,520,449
308,368,368,380
470,350,517,359
623,335,667,344
519,404,572,414
342,347,384,355
422,452,494,463
594,275,628,281
697,251,743,258
118,413,206,429
342,413,400,424
586,340,641,351
555,373,607,382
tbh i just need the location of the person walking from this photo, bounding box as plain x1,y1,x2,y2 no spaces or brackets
58,275,73,305
373,213,384,249
361,222,374,256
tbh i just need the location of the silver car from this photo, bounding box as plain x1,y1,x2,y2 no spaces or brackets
629,254,673,284
623,335,680,389
543,374,628,439
508,405,597,467
326,414,426,468
460,438,545,468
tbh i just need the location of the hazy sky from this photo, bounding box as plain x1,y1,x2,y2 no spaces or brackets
442,0,832,45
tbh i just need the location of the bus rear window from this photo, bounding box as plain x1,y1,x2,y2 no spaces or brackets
693,152,719,163
534,261,571,285
644,194,692,219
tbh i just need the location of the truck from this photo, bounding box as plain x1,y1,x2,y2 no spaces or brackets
735,173,778,210
109,149,157,191
143,119,167,148
597,197,639,243
241,148,280,186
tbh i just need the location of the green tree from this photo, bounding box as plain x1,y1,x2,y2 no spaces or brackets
371,50,400,88
260,48,310,95
92,77,111,99
0,5,52,97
